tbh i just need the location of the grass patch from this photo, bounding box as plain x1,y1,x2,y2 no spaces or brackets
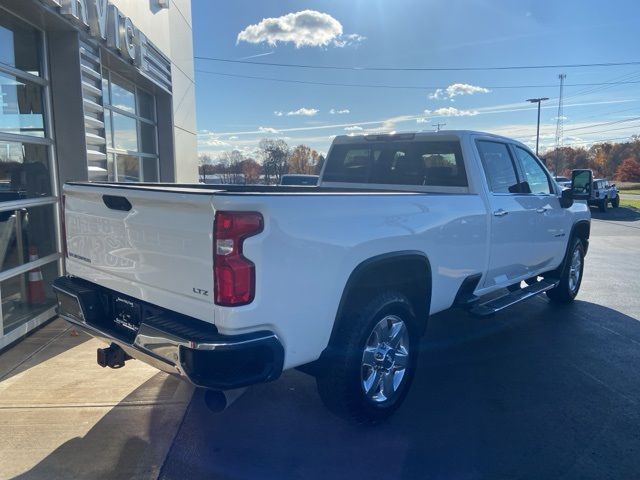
621,189,640,195
620,198,640,210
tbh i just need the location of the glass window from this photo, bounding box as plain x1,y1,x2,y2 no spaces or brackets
0,14,41,76
477,141,520,194
110,75,136,114
104,110,113,149
117,154,140,182
324,140,467,187
101,75,111,105
0,203,56,271
112,112,137,151
138,89,155,120
514,147,551,194
142,157,159,182
2,261,58,335
0,141,51,200
0,72,45,137
139,122,156,154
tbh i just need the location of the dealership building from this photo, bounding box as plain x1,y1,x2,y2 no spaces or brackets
0,0,197,349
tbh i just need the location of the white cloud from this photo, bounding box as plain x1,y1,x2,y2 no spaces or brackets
258,126,280,134
286,107,319,116
344,125,363,131
228,136,238,140
237,10,364,48
330,108,350,114
429,83,491,100
416,117,430,124
427,107,479,117
274,111,283,116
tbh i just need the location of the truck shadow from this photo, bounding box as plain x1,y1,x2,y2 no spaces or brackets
590,205,640,222
12,373,190,480
160,299,640,480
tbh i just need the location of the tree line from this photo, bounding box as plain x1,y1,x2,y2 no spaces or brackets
199,139,325,184
542,137,640,182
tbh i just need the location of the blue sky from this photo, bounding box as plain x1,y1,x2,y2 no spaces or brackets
193,0,640,159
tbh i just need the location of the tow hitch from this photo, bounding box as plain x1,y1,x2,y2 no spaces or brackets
97,343,131,369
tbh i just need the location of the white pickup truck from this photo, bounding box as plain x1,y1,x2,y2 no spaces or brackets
54,131,592,423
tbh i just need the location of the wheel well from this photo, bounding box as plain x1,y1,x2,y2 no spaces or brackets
573,221,590,251
332,253,432,341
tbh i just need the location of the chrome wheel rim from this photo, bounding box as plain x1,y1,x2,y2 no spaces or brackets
568,247,582,293
361,314,410,403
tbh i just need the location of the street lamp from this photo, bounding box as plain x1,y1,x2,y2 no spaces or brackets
527,97,549,156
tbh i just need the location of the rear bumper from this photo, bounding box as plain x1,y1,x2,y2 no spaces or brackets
52,276,284,390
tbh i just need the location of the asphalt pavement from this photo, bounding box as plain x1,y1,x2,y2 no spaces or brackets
160,205,640,480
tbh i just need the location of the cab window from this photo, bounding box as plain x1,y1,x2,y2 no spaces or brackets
513,146,551,194
476,140,520,193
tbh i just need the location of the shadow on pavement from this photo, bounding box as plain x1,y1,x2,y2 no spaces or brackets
13,372,189,480
160,298,640,480
0,321,90,383
590,205,640,222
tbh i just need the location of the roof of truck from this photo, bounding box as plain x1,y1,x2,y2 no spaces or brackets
331,130,523,145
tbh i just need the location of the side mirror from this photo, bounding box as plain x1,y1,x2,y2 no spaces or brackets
560,188,574,208
571,169,593,200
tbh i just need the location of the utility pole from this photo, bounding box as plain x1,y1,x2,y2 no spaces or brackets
526,97,549,156
554,74,566,177
433,122,446,132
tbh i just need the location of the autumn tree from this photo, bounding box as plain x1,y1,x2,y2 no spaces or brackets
240,158,262,184
615,158,640,182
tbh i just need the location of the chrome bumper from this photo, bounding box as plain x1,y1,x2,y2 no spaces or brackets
53,276,284,390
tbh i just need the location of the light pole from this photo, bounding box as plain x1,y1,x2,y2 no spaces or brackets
527,97,549,156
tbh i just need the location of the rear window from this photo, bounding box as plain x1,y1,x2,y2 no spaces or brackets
322,141,468,187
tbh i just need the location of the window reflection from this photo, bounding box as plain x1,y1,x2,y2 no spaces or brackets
0,72,45,137
0,204,56,271
0,15,41,76
111,75,135,114
0,141,51,200
112,112,137,151
117,154,140,182
2,261,57,335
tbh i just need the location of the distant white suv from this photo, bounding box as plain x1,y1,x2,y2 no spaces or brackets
589,178,620,212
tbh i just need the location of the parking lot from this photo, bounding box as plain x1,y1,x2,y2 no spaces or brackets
2,207,639,480
160,207,640,480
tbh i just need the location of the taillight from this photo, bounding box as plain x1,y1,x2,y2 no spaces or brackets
214,211,263,306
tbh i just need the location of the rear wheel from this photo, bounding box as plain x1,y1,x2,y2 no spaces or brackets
599,198,607,212
547,237,585,304
316,291,419,424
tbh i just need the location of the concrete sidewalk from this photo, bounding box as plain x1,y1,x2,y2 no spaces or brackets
0,319,194,479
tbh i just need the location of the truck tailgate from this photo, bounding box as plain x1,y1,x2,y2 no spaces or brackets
63,184,216,319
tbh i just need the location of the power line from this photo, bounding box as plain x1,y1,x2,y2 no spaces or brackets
195,69,640,92
564,115,640,133
195,56,640,72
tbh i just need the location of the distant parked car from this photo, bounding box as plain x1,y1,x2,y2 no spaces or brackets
280,174,319,186
555,176,571,188
589,178,619,212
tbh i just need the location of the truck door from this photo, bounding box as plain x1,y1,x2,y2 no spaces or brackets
510,145,570,271
476,140,558,289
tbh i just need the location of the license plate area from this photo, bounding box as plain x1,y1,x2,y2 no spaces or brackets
113,296,142,335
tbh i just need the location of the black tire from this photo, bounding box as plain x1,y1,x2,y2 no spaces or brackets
599,198,607,212
612,196,620,208
546,237,585,304
316,291,420,424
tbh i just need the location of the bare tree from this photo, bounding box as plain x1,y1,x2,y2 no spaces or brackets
259,139,289,184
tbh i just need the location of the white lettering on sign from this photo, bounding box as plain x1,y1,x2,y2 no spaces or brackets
41,0,149,68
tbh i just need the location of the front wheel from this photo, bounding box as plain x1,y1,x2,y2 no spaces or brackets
612,196,620,208
547,237,585,304
316,291,419,424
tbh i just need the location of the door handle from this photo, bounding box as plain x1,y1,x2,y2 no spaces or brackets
536,207,549,213
493,209,508,217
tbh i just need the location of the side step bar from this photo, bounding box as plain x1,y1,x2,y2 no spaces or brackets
470,279,559,317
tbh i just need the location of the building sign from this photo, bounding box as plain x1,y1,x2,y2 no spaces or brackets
39,0,148,68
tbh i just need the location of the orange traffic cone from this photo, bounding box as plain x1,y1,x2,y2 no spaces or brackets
27,246,46,305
